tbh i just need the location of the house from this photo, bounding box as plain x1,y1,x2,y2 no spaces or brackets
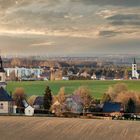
33,96,49,114
0,87,13,114
22,100,34,116
80,71,90,78
91,73,97,80
103,102,123,113
33,96,44,109
65,95,83,114
25,106,34,116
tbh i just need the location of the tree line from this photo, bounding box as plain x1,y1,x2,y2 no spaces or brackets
12,83,139,115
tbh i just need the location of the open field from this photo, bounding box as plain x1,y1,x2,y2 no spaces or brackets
6,80,140,99
0,116,140,140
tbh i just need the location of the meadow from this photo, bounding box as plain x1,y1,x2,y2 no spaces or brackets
6,80,140,99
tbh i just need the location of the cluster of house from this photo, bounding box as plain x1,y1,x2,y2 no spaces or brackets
4,66,63,81
3,58,140,81
5,67,43,81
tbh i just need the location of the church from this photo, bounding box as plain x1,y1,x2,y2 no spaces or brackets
132,58,139,79
0,56,13,114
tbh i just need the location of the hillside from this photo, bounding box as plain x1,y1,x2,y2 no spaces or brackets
7,80,140,98
0,116,140,140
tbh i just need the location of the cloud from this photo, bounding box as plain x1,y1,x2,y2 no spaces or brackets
31,41,55,46
106,14,140,26
79,0,140,7
0,0,140,56
98,30,119,37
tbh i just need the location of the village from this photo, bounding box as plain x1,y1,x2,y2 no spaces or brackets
0,56,140,120
3,57,140,81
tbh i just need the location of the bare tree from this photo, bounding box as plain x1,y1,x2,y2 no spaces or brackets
106,83,128,101
74,86,92,108
12,87,26,113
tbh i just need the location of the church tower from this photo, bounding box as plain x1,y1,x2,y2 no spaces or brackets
132,58,139,79
0,56,6,88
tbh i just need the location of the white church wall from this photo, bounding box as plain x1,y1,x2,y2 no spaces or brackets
0,73,6,82
0,101,9,114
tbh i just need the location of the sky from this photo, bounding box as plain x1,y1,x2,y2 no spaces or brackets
0,0,140,57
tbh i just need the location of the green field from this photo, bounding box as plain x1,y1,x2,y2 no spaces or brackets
6,80,140,99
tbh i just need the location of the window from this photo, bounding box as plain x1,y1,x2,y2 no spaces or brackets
0,103,4,109
0,76,1,81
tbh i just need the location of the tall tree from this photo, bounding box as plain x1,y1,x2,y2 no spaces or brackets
57,87,66,104
12,87,26,113
126,98,136,113
43,86,53,112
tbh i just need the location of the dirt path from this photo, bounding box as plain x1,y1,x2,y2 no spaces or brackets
0,116,140,140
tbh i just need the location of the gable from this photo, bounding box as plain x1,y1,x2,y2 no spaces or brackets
0,87,12,101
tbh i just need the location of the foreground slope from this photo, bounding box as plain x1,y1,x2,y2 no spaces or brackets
0,116,140,140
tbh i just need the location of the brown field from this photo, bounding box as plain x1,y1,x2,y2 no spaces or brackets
0,116,140,140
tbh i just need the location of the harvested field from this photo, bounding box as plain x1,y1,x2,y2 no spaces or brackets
0,116,140,140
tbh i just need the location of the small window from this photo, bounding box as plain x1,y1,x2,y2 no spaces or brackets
0,76,2,81
0,103,4,109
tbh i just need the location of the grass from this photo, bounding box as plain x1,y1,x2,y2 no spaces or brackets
6,80,140,99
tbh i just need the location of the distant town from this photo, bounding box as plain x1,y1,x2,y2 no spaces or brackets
2,55,140,81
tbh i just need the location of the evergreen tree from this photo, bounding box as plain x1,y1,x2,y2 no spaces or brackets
126,98,136,113
43,86,53,112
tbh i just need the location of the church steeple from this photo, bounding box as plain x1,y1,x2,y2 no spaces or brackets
132,58,139,79
0,56,6,88
134,58,136,64
0,56,3,68
0,56,5,72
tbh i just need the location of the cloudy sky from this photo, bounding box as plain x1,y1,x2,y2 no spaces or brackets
0,0,140,56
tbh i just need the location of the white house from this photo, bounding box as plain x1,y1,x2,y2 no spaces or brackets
22,100,34,116
25,106,34,116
